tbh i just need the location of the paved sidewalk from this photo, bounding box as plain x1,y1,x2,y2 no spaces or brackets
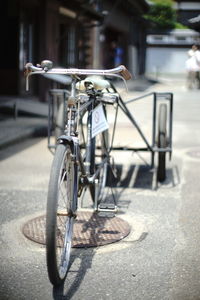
0,98,48,149
0,117,48,149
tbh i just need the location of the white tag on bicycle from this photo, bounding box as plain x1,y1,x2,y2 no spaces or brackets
92,104,109,138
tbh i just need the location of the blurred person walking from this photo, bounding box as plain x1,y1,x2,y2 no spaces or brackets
188,44,198,57
185,44,200,89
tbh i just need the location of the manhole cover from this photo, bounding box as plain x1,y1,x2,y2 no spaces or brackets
22,211,131,248
187,150,200,158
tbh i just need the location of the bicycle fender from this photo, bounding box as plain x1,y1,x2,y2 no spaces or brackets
57,135,74,145
57,135,79,156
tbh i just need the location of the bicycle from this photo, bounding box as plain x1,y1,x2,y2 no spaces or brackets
25,60,131,286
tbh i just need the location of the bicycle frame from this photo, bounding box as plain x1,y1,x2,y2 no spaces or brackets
25,60,173,184
56,77,111,206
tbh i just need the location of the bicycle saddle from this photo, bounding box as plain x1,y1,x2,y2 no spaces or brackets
76,76,110,91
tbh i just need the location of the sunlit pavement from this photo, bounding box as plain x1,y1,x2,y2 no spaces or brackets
1,77,200,299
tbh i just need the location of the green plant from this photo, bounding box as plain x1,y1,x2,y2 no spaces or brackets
144,0,187,30
175,22,188,29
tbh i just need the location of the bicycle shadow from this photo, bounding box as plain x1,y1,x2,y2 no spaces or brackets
105,163,180,211
52,251,94,299
52,212,109,300
108,163,180,190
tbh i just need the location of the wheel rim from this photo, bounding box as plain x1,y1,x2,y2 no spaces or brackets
56,148,74,279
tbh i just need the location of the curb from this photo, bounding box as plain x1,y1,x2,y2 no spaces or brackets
0,125,47,150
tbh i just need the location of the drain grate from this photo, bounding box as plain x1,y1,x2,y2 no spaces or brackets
22,211,131,248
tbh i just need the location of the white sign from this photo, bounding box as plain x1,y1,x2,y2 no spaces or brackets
92,104,109,138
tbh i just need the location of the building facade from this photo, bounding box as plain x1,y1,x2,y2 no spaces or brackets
145,0,200,78
146,29,200,77
175,0,200,26
0,0,149,101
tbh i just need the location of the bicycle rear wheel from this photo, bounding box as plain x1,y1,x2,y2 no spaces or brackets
90,103,109,203
46,143,77,286
78,104,109,204
157,103,167,182
90,129,109,204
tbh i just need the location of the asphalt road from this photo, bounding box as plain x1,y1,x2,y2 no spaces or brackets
0,79,200,300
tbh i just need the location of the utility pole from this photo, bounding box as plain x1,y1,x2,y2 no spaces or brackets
92,21,101,68
92,0,102,68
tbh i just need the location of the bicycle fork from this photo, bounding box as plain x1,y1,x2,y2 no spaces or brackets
58,135,79,215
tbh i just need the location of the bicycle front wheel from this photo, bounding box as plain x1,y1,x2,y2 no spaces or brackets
46,143,77,286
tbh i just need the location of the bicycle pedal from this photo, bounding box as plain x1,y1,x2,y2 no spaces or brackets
98,203,116,210
98,211,115,218
97,203,117,218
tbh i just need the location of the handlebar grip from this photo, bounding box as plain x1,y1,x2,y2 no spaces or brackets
25,62,33,69
24,62,33,76
119,65,132,80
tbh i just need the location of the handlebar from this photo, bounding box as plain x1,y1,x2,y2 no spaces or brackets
25,60,132,90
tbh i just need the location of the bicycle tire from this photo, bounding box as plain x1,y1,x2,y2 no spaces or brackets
157,103,167,182
46,143,77,286
90,128,109,204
